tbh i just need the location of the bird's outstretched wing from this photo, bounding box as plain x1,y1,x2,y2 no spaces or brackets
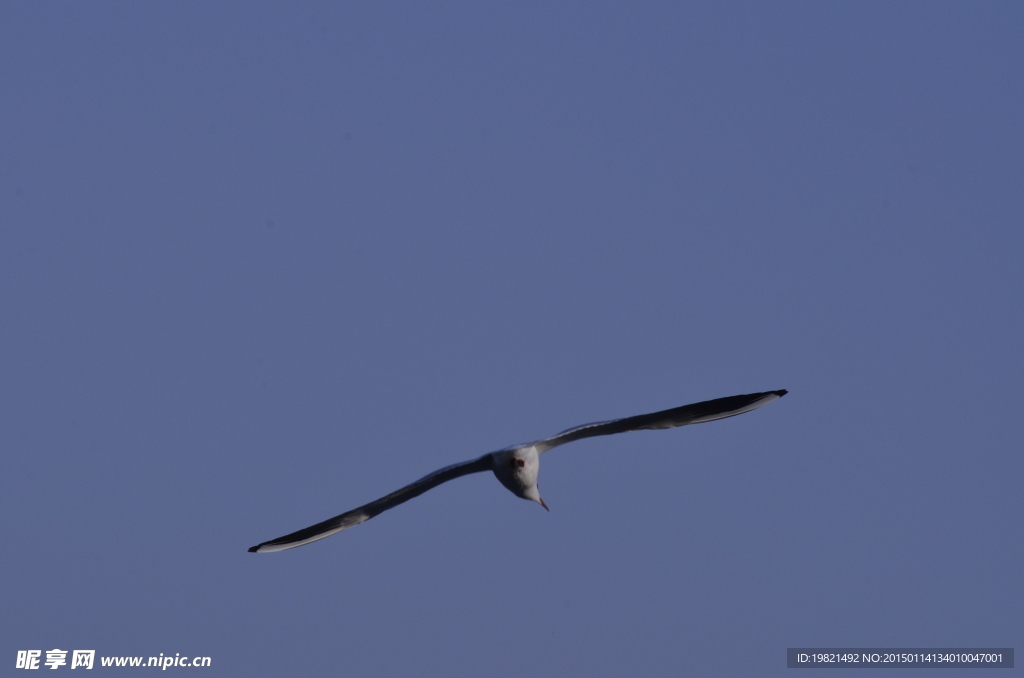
249,454,493,553
536,390,787,453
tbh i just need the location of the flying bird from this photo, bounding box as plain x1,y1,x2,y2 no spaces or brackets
249,389,786,552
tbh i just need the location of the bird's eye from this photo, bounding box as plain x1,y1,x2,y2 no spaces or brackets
516,459,525,468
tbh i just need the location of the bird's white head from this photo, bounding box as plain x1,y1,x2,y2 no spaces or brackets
492,445,548,510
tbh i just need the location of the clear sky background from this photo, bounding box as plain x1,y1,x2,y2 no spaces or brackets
2,3,1021,676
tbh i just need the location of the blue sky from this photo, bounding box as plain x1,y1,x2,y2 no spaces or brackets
2,3,1021,676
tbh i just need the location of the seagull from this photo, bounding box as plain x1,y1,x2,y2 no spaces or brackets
249,389,786,552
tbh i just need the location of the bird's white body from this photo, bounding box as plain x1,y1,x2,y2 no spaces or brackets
492,445,545,508
249,389,786,553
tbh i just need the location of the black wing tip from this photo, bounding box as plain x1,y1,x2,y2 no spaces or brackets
247,544,262,553
774,389,788,397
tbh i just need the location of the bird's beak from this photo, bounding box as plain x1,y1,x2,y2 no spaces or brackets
539,497,549,511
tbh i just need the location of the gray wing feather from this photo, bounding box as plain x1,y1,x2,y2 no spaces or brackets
249,454,493,553
537,390,787,453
